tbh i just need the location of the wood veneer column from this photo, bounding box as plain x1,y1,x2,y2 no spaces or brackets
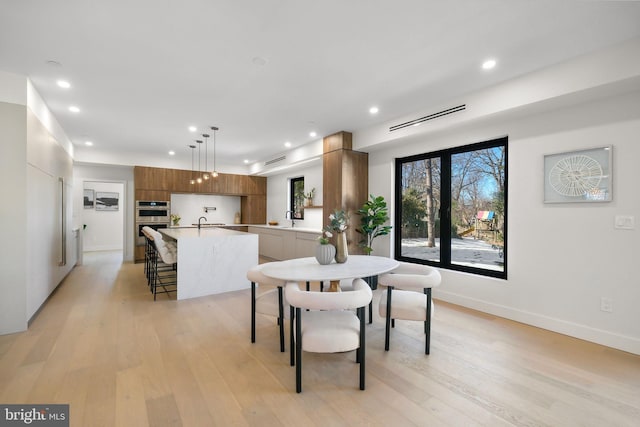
322,131,368,255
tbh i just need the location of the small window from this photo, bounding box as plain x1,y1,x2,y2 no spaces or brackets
290,177,305,219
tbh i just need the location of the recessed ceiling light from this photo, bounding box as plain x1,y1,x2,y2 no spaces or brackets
309,131,317,138
243,159,250,164
85,141,93,146
482,59,497,70
369,106,379,114
284,141,292,148
57,80,71,89
69,106,80,113
168,150,175,156
188,126,197,132
46,60,62,67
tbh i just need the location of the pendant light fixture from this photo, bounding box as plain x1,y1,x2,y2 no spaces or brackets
189,144,196,185
211,126,219,178
195,140,203,184
202,133,210,180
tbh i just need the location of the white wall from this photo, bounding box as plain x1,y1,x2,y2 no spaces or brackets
73,164,135,262
367,89,640,355
266,160,323,230
1,70,79,333
170,193,241,225
82,182,124,251
0,98,28,334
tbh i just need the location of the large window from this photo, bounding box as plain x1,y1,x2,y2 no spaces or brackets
395,137,507,278
290,176,305,219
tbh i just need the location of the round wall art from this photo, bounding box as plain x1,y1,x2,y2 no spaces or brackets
543,146,612,203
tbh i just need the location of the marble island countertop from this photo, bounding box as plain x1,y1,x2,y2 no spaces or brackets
160,226,247,240
170,223,322,234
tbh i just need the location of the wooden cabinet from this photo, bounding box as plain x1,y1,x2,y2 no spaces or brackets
134,166,169,190
241,195,266,224
322,131,368,255
248,227,320,260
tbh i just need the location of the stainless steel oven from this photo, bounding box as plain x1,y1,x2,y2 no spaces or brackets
136,222,169,246
135,200,170,222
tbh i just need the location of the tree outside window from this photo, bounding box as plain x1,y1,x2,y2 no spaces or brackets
395,137,507,278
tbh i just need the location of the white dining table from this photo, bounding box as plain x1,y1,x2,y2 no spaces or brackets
260,255,399,291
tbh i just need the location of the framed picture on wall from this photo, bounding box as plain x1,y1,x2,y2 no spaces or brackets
83,189,94,209
544,146,612,203
95,191,119,211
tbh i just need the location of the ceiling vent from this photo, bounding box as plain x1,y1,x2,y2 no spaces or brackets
265,155,286,166
389,104,466,132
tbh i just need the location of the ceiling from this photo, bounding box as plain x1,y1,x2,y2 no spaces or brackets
2,1,640,170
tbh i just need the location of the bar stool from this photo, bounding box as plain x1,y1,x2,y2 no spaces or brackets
147,229,178,300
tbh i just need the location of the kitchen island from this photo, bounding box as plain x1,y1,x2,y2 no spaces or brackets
160,227,258,300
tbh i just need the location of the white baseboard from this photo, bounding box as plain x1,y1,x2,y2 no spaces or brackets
434,290,640,356
83,245,122,252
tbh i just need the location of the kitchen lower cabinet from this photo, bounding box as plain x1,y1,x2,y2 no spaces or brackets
248,226,320,260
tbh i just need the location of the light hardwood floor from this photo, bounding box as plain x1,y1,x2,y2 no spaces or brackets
1,251,639,426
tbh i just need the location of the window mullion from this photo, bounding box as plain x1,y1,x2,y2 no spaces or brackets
440,155,452,266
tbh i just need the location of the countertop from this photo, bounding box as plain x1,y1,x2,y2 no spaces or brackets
160,227,248,240
170,224,322,234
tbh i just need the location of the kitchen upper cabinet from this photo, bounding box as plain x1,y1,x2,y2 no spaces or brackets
134,166,168,190
167,168,192,193
134,166,267,225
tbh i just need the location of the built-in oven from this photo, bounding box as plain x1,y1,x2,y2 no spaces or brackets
136,222,169,246
135,200,170,222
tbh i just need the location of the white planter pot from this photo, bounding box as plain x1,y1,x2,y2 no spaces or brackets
315,244,336,265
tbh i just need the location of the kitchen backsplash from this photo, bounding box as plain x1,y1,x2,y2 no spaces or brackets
171,193,241,225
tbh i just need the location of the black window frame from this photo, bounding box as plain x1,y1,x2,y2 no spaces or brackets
394,137,508,279
290,176,305,219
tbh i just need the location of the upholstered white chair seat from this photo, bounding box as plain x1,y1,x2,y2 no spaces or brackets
248,264,285,287
299,310,360,353
379,289,435,321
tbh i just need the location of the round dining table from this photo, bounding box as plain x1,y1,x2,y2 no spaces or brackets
260,255,399,291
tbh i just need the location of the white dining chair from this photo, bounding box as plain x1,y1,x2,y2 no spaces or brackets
378,262,441,354
286,278,372,393
247,263,288,352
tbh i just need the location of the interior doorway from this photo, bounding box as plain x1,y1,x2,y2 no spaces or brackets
82,181,125,255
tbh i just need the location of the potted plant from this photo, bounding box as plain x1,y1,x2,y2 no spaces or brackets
304,188,315,207
170,214,181,226
357,195,392,288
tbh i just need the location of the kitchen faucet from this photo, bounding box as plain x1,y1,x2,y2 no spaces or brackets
198,216,207,230
285,210,295,228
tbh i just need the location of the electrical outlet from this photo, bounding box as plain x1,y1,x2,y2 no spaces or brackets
600,297,613,313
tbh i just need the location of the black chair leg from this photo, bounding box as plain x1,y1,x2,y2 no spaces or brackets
384,286,393,351
295,307,302,393
425,288,432,355
290,305,295,366
359,306,366,390
251,282,256,343
278,286,285,352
